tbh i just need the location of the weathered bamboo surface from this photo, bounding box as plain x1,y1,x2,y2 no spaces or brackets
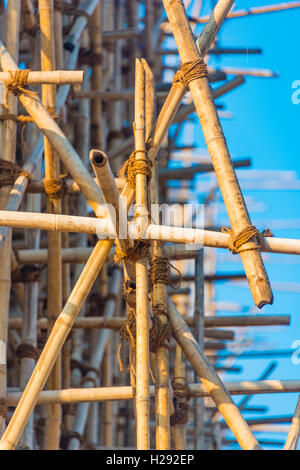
0,0,299,452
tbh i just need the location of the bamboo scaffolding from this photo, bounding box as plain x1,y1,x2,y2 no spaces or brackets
0,71,83,84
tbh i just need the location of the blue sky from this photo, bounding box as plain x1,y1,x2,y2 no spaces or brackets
163,1,300,449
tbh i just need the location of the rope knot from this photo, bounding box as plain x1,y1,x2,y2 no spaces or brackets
180,57,208,89
119,151,153,190
43,176,67,200
170,378,190,425
114,240,150,264
148,256,181,289
221,225,262,255
0,160,32,188
4,70,38,108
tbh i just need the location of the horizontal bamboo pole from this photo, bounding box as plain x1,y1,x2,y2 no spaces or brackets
102,28,138,41
26,177,124,194
6,379,300,406
74,90,168,101
7,314,290,330
15,245,198,264
3,212,300,255
207,65,279,78
0,70,83,84
159,158,251,180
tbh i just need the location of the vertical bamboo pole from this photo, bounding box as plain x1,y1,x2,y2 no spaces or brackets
193,250,205,449
134,58,150,450
162,0,272,308
171,342,187,449
0,0,21,438
90,2,103,149
38,0,62,449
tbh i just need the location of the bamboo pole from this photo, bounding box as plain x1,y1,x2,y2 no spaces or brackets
0,71,83,84
134,58,150,450
0,0,21,438
38,0,62,449
6,379,300,406
166,297,261,450
284,396,300,450
7,314,290,330
3,213,300,256
162,0,272,308
90,1,103,149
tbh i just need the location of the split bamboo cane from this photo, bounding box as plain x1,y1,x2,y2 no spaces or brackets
162,0,272,308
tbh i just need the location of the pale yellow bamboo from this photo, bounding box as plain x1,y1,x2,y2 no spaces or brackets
134,58,150,450
0,240,113,450
167,297,261,450
38,0,61,448
0,71,83,84
162,0,272,308
0,0,20,438
6,379,300,406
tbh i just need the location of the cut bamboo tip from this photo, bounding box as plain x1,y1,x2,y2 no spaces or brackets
90,149,107,168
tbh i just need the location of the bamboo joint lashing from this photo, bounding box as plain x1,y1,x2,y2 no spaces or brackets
119,150,153,190
0,160,32,188
221,225,274,254
170,377,190,426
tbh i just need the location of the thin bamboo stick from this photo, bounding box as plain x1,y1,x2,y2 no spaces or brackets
166,297,261,450
8,314,290,330
90,1,103,149
284,396,300,450
162,0,272,308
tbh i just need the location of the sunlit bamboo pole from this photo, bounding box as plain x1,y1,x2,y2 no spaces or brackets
0,0,20,438
134,58,150,450
166,297,261,450
163,0,272,308
0,71,83,84
38,0,62,449
6,378,300,406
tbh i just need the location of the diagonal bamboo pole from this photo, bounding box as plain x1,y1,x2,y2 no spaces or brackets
166,296,262,450
0,240,113,449
162,0,272,308
284,396,300,449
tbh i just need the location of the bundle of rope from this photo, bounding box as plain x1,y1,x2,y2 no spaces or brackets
119,150,153,190
0,160,32,188
222,225,274,255
173,57,208,90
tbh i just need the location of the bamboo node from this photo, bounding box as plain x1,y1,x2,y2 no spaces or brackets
0,160,32,187
16,342,39,361
181,57,208,88
170,377,190,426
221,225,262,255
119,151,153,189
